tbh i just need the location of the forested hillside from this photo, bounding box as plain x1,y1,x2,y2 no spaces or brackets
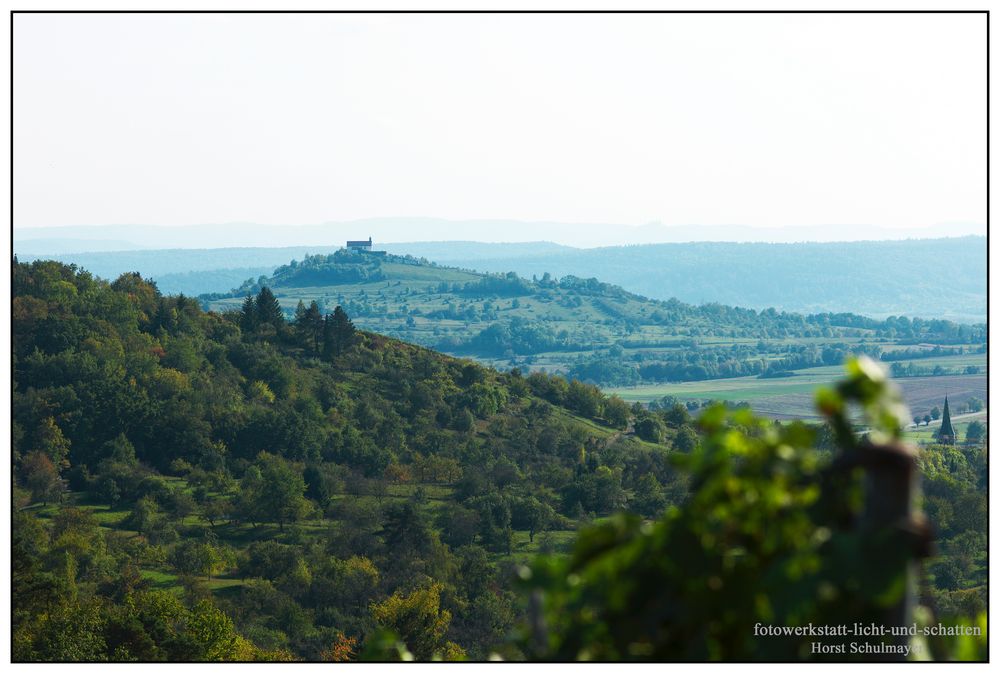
12,259,689,660
12,259,986,661
201,249,986,389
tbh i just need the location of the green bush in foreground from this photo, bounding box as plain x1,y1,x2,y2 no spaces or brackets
511,358,986,661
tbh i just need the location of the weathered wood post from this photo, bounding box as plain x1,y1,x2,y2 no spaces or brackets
843,438,933,660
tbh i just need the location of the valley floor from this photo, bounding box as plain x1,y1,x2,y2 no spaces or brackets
606,355,987,426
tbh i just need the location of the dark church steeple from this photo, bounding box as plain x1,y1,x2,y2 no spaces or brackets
937,396,956,445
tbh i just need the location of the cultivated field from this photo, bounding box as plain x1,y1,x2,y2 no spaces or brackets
607,354,987,421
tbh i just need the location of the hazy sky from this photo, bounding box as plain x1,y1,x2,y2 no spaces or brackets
14,13,986,235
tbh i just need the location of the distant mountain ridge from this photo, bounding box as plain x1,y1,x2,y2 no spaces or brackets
14,217,985,251
391,237,986,323
18,236,986,322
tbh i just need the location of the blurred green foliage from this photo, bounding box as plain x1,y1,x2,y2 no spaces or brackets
516,358,986,661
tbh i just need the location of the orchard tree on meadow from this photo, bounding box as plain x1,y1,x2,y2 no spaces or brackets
239,453,310,531
965,420,986,444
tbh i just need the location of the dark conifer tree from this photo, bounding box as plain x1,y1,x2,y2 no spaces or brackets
255,287,284,328
294,299,307,326
321,313,335,360
321,306,357,359
303,301,324,353
293,300,311,349
239,294,257,334
331,305,356,356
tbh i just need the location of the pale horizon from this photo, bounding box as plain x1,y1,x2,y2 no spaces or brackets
12,217,987,252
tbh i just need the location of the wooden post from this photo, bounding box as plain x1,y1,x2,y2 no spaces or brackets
841,439,933,660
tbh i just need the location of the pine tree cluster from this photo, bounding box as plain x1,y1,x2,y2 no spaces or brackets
239,287,356,358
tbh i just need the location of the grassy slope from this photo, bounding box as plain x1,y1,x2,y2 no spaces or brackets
205,256,897,374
